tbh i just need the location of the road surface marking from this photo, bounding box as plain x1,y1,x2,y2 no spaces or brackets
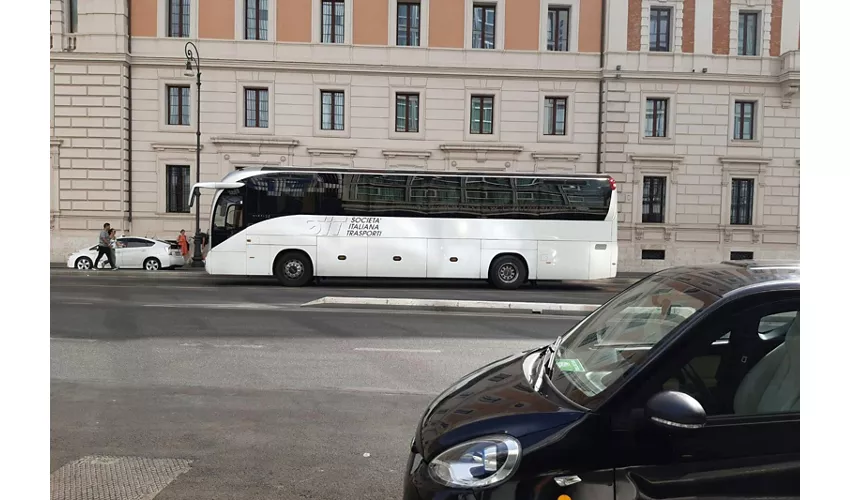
142,303,298,310
50,337,97,342
354,347,442,353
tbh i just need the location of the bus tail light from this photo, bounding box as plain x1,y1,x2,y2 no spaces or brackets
608,177,617,191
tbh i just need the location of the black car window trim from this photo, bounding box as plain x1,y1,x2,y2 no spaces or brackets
605,292,799,421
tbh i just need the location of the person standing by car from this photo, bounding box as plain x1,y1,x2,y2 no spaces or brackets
93,222,117,270
177,229,190,264
108,229,120,270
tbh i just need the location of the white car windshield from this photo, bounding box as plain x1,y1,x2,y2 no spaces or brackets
549,275,719,407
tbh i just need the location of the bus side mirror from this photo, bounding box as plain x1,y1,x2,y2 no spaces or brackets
188,188,198,209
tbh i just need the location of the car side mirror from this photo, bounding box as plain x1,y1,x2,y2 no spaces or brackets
645,391,706,431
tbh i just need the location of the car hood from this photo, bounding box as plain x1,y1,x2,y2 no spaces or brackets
416,348,586,461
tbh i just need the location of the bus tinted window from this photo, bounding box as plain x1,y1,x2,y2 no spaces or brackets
240,172,611,221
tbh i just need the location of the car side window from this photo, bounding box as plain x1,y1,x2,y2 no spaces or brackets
658,304,799,418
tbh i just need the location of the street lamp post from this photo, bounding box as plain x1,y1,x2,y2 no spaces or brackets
184,41,204,267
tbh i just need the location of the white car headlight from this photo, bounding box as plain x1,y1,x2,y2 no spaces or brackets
428,435,521,489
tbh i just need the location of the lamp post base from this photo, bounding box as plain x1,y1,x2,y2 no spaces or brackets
191,234,205,268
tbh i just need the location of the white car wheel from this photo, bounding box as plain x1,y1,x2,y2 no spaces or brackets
75,257,93,270
143,258,161,271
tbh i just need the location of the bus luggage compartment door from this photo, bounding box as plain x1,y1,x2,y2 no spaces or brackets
368,238,427,278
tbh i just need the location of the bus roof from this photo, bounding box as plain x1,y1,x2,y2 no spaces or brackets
220,166,614,184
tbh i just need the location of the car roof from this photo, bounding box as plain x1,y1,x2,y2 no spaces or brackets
652,260,800,298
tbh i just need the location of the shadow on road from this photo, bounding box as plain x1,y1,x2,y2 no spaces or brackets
207,277,609,292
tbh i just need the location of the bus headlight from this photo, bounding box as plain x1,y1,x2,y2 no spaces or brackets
428,435,521,489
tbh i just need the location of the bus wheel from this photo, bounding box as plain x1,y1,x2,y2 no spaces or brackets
274,251,313,287
489,255,527,290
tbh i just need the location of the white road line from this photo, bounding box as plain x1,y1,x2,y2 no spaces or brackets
59,301,95,305
211,344,266,349
353,347,442,353
142,303,298,310
50,337,97,342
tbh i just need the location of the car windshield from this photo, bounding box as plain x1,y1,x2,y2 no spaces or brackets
549,275,719,407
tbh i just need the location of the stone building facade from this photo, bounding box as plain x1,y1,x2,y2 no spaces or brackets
49,0,800,271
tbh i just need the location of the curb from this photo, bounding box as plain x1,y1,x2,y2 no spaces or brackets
301,296,600,315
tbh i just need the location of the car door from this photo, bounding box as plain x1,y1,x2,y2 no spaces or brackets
118,238,154,268
606,290,800,500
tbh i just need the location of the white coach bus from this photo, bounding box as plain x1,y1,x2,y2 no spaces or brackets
191,167,618,289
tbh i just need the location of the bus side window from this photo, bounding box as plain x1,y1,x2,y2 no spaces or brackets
225,205,243,229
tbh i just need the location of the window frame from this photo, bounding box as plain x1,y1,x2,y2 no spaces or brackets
67,0,78,34
320,0,346,44
730,178,755,226
645,97,669,138
395,92,420,133
649,6,672,52
165,164,191,214
244,0,269,41
642,176,666,224
469,94,495,135
320,90,346,131
546,6,570,51
243,87,270,129
733,100,757,141
396,2,422,47
543,96,568,136
166,85,191,126
167,0,191,38
737,11,760,56
471,3,497,50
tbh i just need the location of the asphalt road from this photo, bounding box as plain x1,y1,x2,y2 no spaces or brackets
51,275,619,499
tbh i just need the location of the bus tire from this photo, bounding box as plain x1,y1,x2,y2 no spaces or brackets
489,255,527,290
274,251,313,287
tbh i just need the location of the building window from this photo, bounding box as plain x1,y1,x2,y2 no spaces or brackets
543,97,567,136
167,85,190,126
730,251,754,261
244,88,269,128
645,98,669,138
642,249,666,260
649,7,671,52
470,95,494,134
166,165,191,213
395,93,420,133
67,0,78,33
547,7,569,51
738,12,759,56
642,176,666,223
321,90,345,130
397,2,421,46
730,178,755,225
472,4,496,49
321,0,345,43
245,0,269,40
733,100,756,140
168,0,190,38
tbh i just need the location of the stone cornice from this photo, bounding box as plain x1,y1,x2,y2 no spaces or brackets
719,156,772,165
151,143,203,152
440,144,524,154
307,148,357,157
629,154,685,163
531,152,581,161
210,136,299,148
382,150,432,159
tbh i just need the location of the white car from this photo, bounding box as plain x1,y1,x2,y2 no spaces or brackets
67,236,185,271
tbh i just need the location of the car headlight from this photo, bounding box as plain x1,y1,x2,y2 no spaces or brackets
428,435,521,489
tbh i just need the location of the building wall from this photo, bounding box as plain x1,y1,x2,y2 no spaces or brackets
49,0,800,272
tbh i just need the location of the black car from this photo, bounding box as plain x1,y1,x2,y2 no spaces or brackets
403,261,799,500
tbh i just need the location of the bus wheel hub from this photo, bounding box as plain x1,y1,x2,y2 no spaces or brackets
284,260,304,279
499,264,518,283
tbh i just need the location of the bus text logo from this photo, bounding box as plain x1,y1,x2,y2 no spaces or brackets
347,217,382,237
